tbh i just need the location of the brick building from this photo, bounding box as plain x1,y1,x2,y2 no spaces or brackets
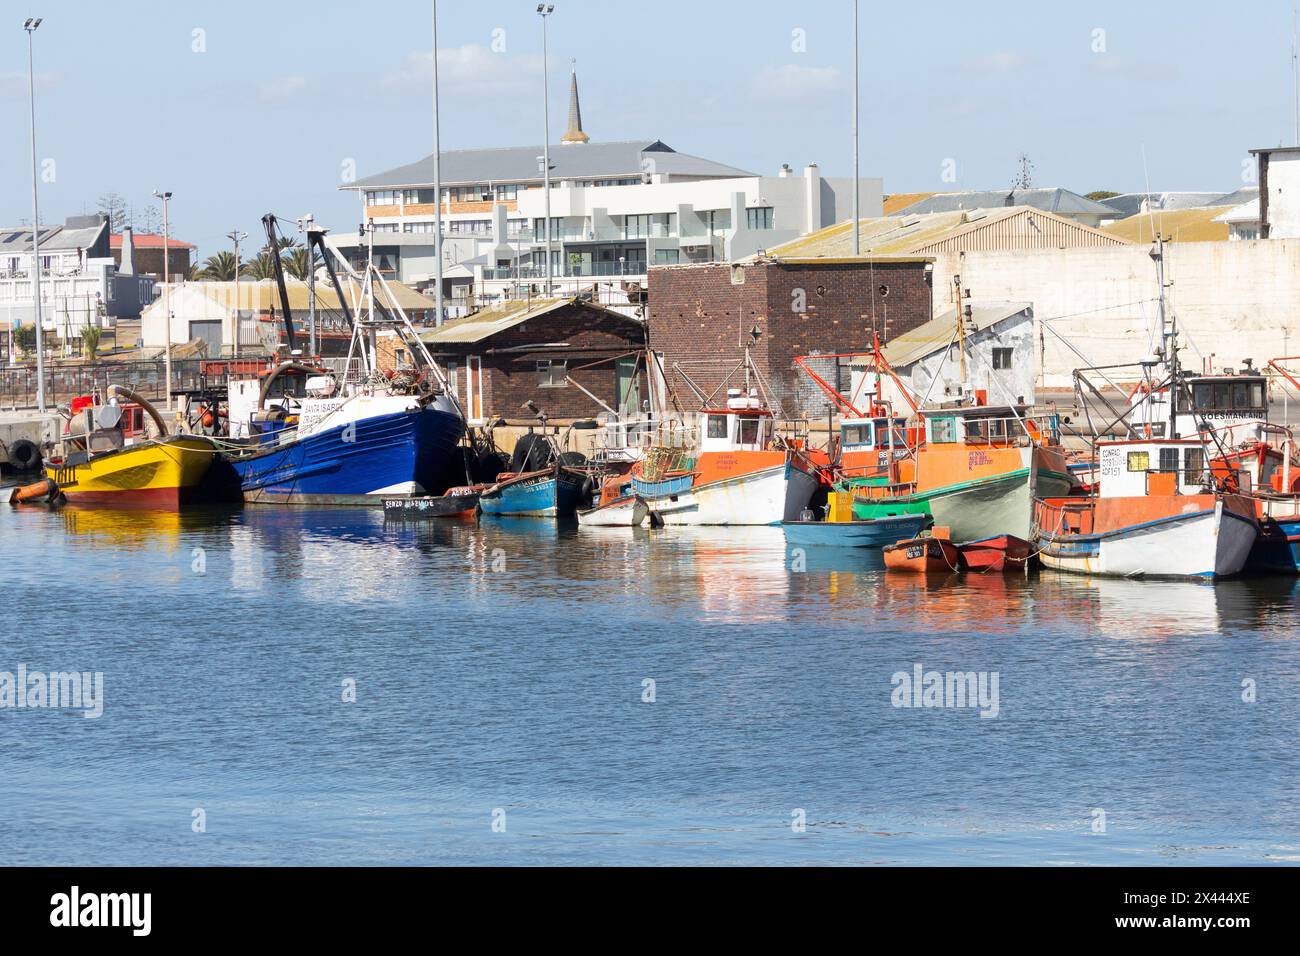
110,229,195,279
646,257,934,418
412,298,648,424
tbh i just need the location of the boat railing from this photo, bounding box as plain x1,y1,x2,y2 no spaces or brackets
957,413,1055,447
1033,496,1094,536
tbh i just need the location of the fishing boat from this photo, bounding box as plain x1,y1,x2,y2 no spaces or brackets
956,534,1031,573
630,389,819,526
883,529,963,575
782,512,930,548
849,402,1074,541
383,484,485,519
1033,438,1258,578
220,215,465,504
479,465,589,517
576,473,648,527
43,386,217,508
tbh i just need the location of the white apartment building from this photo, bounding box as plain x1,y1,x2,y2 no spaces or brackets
336,69,882,313
0,215,156,344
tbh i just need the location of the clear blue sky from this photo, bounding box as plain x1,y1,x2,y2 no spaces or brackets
2,0,1296,260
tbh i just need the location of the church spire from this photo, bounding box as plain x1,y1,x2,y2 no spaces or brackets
561,59,589,144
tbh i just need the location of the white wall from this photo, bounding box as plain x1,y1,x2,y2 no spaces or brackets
1264,153,1300,238
927,240,1300,388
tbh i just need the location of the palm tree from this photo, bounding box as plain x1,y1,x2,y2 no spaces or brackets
242,252,277,281
197,251,240,281
282,245,321,281
80,324,102,361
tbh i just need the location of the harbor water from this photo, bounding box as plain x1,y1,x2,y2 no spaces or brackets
2,481,1298,865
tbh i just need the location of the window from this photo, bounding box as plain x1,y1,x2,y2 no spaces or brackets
738,416,761,445
371,223,400,233
624,214,651,239
706,415,729,439
1184,447,1207,486
537,359,567,388
404,222,439,234
366,190,400,206
842,424,871,446
992,347,1013,370
1159,447,1179,473
929,416,957,443
507,219,528,238
836,358,854,395
745,207,774,229
654,249,679,265
1127,451,1150,472
491,184,519,201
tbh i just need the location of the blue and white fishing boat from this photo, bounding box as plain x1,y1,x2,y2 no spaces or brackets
221,217,465,504
478,465,589,517
782,513,930,548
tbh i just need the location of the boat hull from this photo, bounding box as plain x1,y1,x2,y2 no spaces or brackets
782,513,930,548
1036,500,1258,579
47,436,216,508
883,536,963,574
228,405,463,505
957,534,1031,573
926,447,1074,542
638,457,817,526
577,495,649,527
1247,510,1300,574
383,486,484,519
479,468,588,517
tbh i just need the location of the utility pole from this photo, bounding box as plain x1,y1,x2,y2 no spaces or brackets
433,0,445,325
227,229,247,359
851,0,860,256
25,18,46,412
154,190,173,411
538,4,555,295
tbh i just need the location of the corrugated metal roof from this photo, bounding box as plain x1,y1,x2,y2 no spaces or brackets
860,303,1032,368
769,206,1128,259
179,278,435,312
349,140,755,190
882,192,936,215
1214,199,1260,224
1099,192,1227,217
1208,186,1260,207
1101,206,1234,243
418,297,635,345
898,187,1115,217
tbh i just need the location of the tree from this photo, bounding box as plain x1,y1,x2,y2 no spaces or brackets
137,204,162,235
80,324,102,361
97,192,129,232
282,245,321,281
197,251,241,281
1012,153,1034,191
14,324,36,358
1085,190,1121,201
242,252,277,280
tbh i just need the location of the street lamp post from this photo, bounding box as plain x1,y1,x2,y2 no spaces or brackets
227,229,247,359
153,190,173,411
537,4,555,295
432,0,445,326
851,0,860,257
24,17,46,411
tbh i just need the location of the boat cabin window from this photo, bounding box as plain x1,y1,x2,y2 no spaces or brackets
841,424,872,447
1183,447,1208,486
928,416,958,444
706,415,729,439
1159,447,1179,473
1127,451,1150,472
737,415,761,445
964,417,1008,441
1191,379,1266,413
872,418,908,448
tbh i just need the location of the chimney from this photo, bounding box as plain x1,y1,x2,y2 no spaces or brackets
119,226,135,276
779,163,792,178
560,59,589,144
804,163,821,234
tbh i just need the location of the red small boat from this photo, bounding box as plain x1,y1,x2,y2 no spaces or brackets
956,534,1031,573
883,528,963,574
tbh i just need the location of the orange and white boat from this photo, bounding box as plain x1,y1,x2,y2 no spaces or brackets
628,390,819,526
1033,437,1258,579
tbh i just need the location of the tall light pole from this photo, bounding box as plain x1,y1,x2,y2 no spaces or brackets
851,0,860,256
432,0,444,325
227,229,246,359
153,190,173,410
24,17,46,412
537,4,555,295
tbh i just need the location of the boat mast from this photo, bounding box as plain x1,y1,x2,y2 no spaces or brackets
1151,234,1178,438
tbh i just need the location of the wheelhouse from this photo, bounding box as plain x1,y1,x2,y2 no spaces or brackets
697,389,773,453
921,404,1052,446
1097,440,1215,497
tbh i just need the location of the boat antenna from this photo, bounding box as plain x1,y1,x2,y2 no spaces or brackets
1150,234,1178,438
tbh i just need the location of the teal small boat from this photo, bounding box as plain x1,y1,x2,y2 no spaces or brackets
782,513,931,548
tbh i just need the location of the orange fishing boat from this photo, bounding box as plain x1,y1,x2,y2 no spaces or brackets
883,527,963,574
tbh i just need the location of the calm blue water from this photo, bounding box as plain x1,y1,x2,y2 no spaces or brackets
1,483,1298,865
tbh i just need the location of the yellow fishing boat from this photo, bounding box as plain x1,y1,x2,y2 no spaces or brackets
47,435,216,507
43,385,217,508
